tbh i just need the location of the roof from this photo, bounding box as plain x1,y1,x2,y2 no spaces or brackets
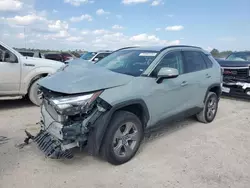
97,50,112,53
119,45,202,52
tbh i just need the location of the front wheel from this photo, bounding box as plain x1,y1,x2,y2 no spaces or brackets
101,111,143,165
28,79,43,106
196,92,218,123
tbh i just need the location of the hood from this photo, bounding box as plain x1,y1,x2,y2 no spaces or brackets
21,56,64,67
217,59,250,67
38,59,134,94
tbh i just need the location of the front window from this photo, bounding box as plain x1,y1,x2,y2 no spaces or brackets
0,45,18,63
80,52,97,60
96,49,158,76
151,51,183,77
226,52,250,61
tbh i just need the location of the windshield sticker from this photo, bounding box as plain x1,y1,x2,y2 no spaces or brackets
139,53,157,57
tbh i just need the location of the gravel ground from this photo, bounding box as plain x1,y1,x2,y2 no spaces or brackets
0,97,250,188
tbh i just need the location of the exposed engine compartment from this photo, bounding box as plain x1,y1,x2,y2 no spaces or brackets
33,86,111,159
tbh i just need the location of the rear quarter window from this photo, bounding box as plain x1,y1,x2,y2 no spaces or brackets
201,53,213,68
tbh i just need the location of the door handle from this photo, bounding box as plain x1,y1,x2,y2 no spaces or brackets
181,81,188,87
206,74,211,78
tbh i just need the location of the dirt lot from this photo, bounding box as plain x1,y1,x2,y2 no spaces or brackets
0,97,250,188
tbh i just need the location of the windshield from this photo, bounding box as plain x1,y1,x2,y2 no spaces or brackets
226,52,250,61
96,49,159,76
80,52,97,60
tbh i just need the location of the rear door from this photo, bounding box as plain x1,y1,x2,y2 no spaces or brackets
0,44,21,95
182,50,211,107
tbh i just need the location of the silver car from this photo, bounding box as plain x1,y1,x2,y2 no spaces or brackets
32,45,222,165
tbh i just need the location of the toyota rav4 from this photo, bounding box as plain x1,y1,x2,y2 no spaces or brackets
32,45,222,165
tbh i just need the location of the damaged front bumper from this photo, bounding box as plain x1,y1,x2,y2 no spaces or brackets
222,81,250,97
31,96,109,159
33,130,74,159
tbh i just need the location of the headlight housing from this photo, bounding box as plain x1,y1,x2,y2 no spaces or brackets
50,90,103,115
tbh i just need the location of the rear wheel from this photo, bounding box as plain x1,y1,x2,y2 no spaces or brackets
196,92,218,123
101,111,143,165
28,79,43,106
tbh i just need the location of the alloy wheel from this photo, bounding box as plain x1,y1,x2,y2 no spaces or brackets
207,96,217,119
112,122,139,158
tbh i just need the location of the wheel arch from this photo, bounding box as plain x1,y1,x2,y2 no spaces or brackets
109,99,150,128
27,73,48,94
20,66,57,95
87,99,150,156
204,83,222,102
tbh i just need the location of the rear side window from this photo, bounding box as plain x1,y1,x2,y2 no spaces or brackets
201,53,213,68
183,51,207,73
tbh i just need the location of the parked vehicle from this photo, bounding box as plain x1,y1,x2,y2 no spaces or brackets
0,41,64,105
65,51,112,64
32,45,222,165
217,51,250,97
80,51,112,63
61,52,75,62
45,52,76,63
17,50,43,58
44,53,64,62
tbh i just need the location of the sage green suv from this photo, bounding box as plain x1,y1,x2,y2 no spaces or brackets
34,45,222,165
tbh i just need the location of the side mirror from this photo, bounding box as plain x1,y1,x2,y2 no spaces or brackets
93,58,99,62
156,67,179,84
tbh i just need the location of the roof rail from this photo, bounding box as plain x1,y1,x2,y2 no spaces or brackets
160,45,202,52
97,50,113,52
115,46,137,51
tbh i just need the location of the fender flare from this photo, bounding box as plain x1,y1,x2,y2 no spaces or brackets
204,83,222,102
20,67,57,95
87,99,149,156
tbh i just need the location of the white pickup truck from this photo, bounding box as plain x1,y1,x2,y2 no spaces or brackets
0,41,64,105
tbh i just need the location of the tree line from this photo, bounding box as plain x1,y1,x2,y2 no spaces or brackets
210,49,233,58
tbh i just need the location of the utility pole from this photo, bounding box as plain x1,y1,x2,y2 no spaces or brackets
24,27,27,49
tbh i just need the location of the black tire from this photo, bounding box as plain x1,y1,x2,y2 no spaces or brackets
28,79,43,106
101,111,143,165
196,92,218,123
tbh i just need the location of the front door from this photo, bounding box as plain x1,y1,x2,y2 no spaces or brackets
0,45,21,95
146,51,193,127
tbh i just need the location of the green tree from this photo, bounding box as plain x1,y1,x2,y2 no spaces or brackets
211,49,220,57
